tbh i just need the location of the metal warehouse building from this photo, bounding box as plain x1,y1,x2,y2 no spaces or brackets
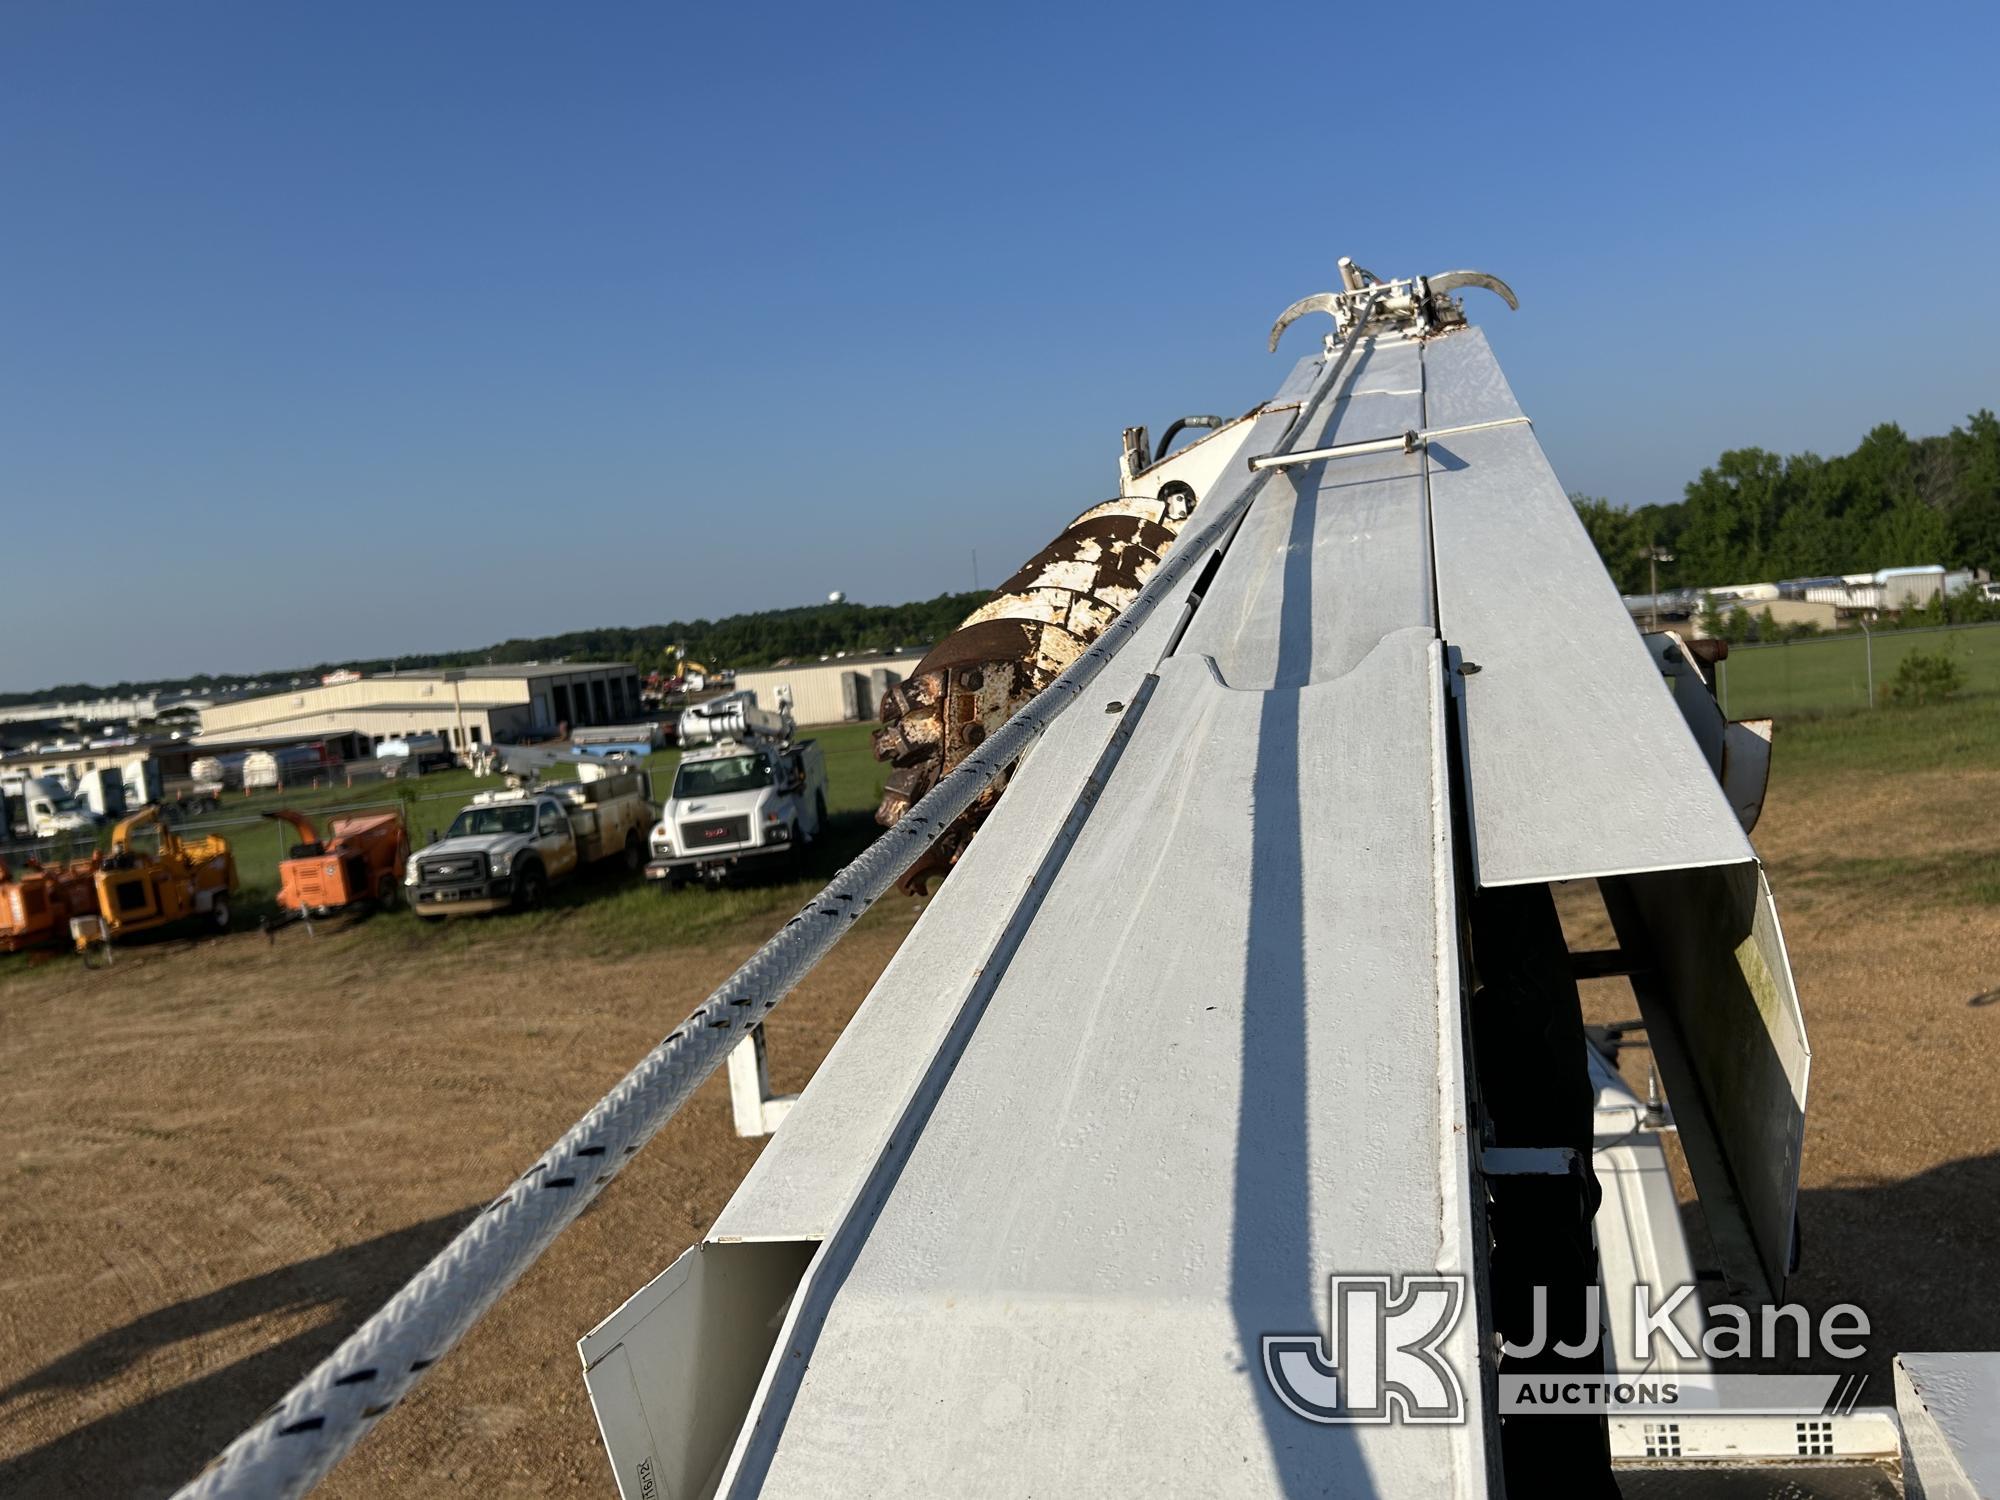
194,663,645,754
731,650,926,727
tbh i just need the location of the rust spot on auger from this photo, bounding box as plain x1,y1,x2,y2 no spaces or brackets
872,487,1200,895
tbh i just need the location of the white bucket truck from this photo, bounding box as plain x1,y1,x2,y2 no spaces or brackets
646,692,828,887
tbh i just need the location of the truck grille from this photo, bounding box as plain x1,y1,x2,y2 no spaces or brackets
419,852,488,885
681,815,750,850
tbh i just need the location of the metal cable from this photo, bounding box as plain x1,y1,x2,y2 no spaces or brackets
174,299,1379,1500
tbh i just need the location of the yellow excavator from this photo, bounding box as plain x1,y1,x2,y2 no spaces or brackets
80,805,238,946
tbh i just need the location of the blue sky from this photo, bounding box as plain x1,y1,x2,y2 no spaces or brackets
4,2,1997,690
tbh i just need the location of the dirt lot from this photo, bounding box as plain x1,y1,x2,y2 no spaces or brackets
1,758,1996,1496
0,901,922,1497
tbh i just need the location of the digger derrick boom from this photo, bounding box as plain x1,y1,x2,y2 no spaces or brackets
178,264,1860,1500
581,267,1816,1497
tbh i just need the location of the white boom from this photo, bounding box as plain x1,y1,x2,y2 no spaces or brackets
178,263,1994,1499
677,690,793,748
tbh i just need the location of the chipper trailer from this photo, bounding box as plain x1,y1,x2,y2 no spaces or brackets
0,856,101,952
82,804,236,945
179,262,2000,1500
263,808,409,917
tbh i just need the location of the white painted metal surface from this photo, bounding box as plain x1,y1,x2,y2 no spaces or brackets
582,281,1844,1499
1605,861,1810,1302
1424,330,1757,889
603,326,1497,1494
1588,1046,1708,1376
726,1027,797,1138
1896,1352,2000,1500
709,402,1305,1245
726,638,1478,1497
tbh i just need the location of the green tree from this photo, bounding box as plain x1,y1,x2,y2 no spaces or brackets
1570,494,1646,592
1888,648,1965,706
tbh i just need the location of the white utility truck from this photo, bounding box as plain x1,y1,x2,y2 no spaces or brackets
404,757,653,917
646,692,827,886
1,773,100,839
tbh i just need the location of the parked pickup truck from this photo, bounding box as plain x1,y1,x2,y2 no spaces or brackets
405,765,653,917
646,692,828,886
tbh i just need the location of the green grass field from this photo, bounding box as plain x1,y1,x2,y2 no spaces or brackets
1719,622,2000,719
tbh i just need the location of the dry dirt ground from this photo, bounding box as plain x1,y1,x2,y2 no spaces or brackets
2,768,1996,1497
0,901,923,1498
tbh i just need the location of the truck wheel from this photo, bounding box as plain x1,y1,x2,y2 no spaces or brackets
211,898,231,932
514,864,546,910
622,830,644,874
376,874,400,909
812,792,828,843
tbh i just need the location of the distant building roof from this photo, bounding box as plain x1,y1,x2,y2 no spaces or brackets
369,662,632,681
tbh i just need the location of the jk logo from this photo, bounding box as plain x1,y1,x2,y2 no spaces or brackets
1262,1274,1467,1424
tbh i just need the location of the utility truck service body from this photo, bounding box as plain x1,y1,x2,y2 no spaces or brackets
405,762,653,917
646,693,827,885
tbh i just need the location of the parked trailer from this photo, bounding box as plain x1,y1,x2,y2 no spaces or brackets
86,805,237,943
243,744,334,791
569,721,670,756
190,752,250,791
0,857,100,951
378,734,455,778
264,808,408,917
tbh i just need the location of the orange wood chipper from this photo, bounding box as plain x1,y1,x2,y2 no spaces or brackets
85,806,238,944
264,808,408,916
0,857,101,951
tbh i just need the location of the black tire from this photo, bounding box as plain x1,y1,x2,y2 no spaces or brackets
211,897,231,932
513,862,546,911
376,873,400,909
622,830,644,875
812,792,828,843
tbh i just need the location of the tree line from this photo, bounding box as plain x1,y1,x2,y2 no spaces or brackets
0,592,991,710
17,409,2000,710
1573,411,2000,595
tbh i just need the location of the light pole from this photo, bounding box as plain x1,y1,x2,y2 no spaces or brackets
1860,617,1874,709
1641,544,1676,631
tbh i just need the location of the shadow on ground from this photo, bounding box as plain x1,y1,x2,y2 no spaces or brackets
0,1207,480,1498
1783,1152,2000,1393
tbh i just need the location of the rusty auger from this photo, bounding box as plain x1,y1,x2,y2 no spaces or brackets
872,483,1201,894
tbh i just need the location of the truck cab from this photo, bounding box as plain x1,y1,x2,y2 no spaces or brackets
646,694,828,886
1,774,100,839
406,791,577,915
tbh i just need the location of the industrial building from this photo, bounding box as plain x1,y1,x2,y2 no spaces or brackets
730,650,925,727
194,663,645,755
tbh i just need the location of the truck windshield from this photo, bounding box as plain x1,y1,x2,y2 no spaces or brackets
673,754,771,798
446,805,537,838
49,792,82,814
